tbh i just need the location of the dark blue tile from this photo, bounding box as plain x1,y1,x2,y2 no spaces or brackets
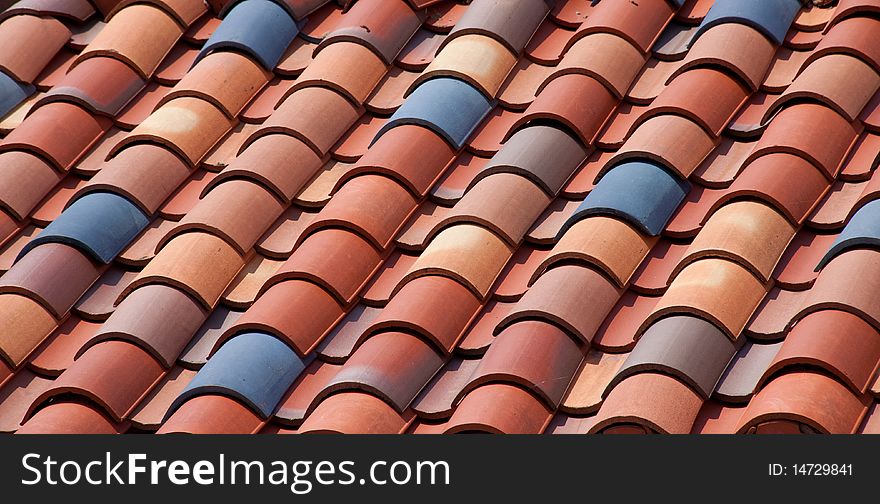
373,77,493,149
169,332,309,419
18,192,150,264
559,160,691,237
0,70,34,118
694,0,801,46
816,199,880,271
195,0,299,71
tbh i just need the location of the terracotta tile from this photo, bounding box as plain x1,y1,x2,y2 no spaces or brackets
365,67,419,114
546,414,596,435
627,58,680,104
608,114,716,180
269,228,382,304
678,201,796,283
319,331,443,412
213,134,322,204
117,218,176,267
862,89,880,132
368,275,482,353
350,124,455,198
113,96,235,166
465,320,583,408
255,206,319,260
807,180,866,230
715,340,783,403
159,168,217,220
183,12,219,42
562,150,609,197
859,403,880,434
0,90,41,134
0,225,41,273
500,264,621,344
537,216,656,288
253,86,361,157
574,0,674,53
444,0,547,54
692,137,756,188
178,304,242,368
29,340,164,422
17,401,119,434
362,251,419,306
115,81,173,129
239,77,296,123
129,367,196,430
154,43,199,84
295,159,358,208
690,400,745,434
525,20,576,65
653,22,697,61
794,3,836,31
165,179,284,254
640,68,749,138
424,1,466,33
274,360,342,425
33,47,76,91
223,254,283,309
0,242,101,319
591,372,703,434
550,0,594,28
275,37,314,76
591,290,658,351
800,247,880,330
109,0,207,27
298,2,344,42
675,23,775,91
764,309,880,395
0,14,70,82
840,132,880,181
74,4,182,79
315,304,381,363
736,371,869,434
762,46,810,93
72,127,127,176
437,173,550,246
157,394,263,434
396,28,444,71
0,151,61,220
299,391,408,434
402,224,512,300
305,174,416,251
745,287,809,340
810,16,880,74
466,108,522,157
561,349,628,415
647,258,768,340
594,103,647,149
773,230,837,290
123,231,244,310
160,51,270,118
0,369,53,432
411,357,478,420
525,197,581,246
747,103,859,180
1,101,111,171
780,55,880,125
456,299,514,356
445,383,551,434
201,122,262,171
332,114,388,162
728,92,776,137
68,17,103,49
318,0,421,65
396,202,452,251
28,316,99,377
476,124,588,197
417,34,516,99
493,246,549,302
513,72,616,146
74,266,138,321
430,153,489,205
0,0,95,22
40,56,145,117
497,57,554,110
293,41,387,105
548,32,645,99
613,315,738,400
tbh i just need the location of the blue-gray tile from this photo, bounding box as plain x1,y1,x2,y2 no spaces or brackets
694,0,801,46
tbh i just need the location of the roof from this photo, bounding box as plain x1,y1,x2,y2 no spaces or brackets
0,0,878,435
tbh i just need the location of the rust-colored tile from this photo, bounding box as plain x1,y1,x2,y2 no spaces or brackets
366,67,419,114
295,159,359,208
457,299,515,356
590,372,703,434
445,383,551,434
0,151,61,220
675,23,775,91
608,114,716,180
315,304,381,363
416,34,516,99
466,107,522,157
807,180,866,230
159,168,218,220
413,357,481,420
276,37,315,76
396,28,444,71
493,246,549,302
74,266,138,321
591,291,659,352
561,349,628,415
30,176,88,226
525,197,581,246
745,288,809,340
154,43,199,84
692,137,756,188
17,401,119,434
841,132,880,181
239,77,296,123
773,230,838,290
762,46,811,92
627,58,680,104
222,254,283,309
430,153,489,205
255,206,319,260
299,391,408,434
72,128,127,176
799,248,880,329
562,151,607,198
293,41,387,105
28,316,99,377
202,122,262,171
549,32,645,99
362,251,419,306
525,20,576,65
129,367,197,430
0,14,70,82
0,370,53,432
158,395,263,434
275,360,342,425
497,57,554,110
115,81,173,129
0,225,42,273
396,202,452,251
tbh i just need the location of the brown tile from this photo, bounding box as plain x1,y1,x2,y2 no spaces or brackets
402,224,512,300
500,264,621,344
715,340,783,402
74,4,182,79
367,275,482,353
34,47,77,91
91,284,207,368
691,400,745,434
123,231,244,310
